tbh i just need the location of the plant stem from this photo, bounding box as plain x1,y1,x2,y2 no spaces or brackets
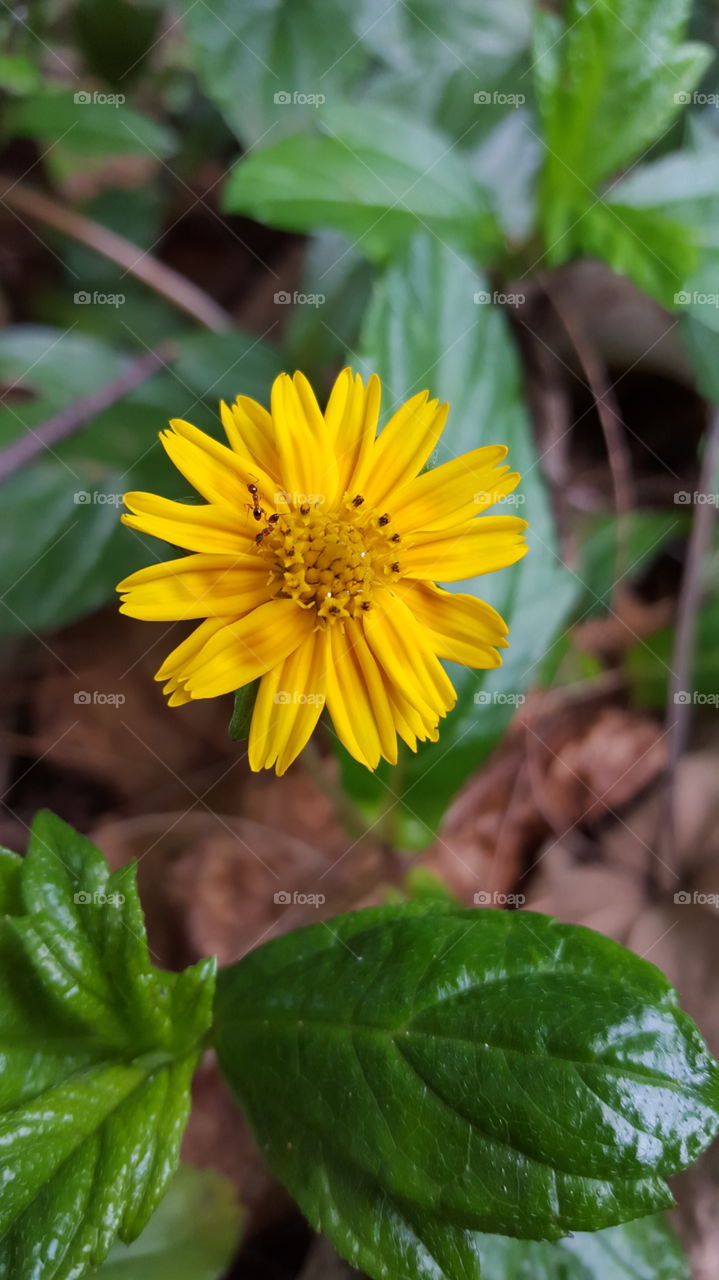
662,407,719,879
0,177,234,332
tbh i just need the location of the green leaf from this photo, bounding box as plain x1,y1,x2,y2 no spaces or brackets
575,202,697,308
172,329,284,408
215,904,718,1280
222,103,502,263
680,311,719,401
534,0,712,263
472,1213,690,1279
357,0,531,93
4,89,176,158
577,511,687,617
0,325,280,635
606,137,719,240
96,1165,243,1280
578,127,719,307
342,234,577,843
0,53,42,94
0,811,216,1280
677,252,719,335
286,232,375,379
356,0,532,145
468,109,541,244
178,0,369,146
625,595,719,709
0,847,23,913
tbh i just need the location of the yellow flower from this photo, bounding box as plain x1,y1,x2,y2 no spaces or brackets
117,368,527,774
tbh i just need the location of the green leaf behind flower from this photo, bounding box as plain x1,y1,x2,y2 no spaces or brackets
472,1213,690,1278
534,0,712,267
0,326,282,636
222,103,502,262
341,233,577,844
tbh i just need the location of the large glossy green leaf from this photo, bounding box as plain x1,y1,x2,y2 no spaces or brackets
222,103,501,263
215,904,718,1280
97,1165,242,1280
534,0,711,263
0,811,216,1280
340,234,576,844
0,326,281,635
178,0,369,146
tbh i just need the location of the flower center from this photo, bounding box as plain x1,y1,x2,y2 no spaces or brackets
251,492,402,623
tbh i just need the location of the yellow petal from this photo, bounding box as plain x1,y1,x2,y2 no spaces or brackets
363,589,457,722
231,395,282,481
122,492,250,555
180,598,312,700
324,624,383,769
324,368,382,498
270,372,338,507
386,683,440,751
117,553,270,621
392,445,520,533
357,392,449,506
334,620,398,766
156,616,229,701
162,418,276,507
249,628,329,774
396,581,508,668
401,515,528,581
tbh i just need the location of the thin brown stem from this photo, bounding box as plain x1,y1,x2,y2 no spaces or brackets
662,407,719,879
541,273,635,585
0,177,234,332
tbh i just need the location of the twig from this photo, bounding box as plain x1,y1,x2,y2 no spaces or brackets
0,177,234,332
0,342,175,482
662,407,719,877
541,273,635,584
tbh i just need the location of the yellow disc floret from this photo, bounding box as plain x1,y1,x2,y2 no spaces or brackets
252,491,402,623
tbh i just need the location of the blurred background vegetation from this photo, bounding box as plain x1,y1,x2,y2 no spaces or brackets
1,1,719,1275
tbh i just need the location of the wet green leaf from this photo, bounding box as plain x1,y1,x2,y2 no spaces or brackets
0,811,216,1280
216,904,718,1280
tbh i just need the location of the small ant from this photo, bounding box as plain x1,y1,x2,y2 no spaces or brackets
247,482,263,521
